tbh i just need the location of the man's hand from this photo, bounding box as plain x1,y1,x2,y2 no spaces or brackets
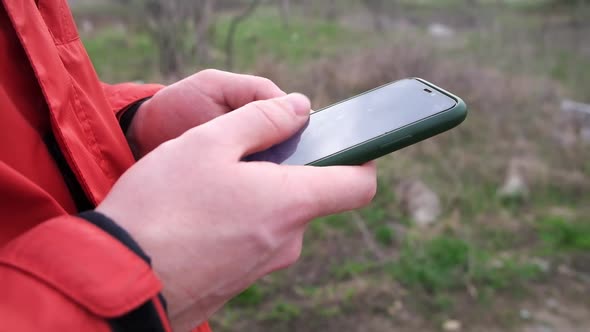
96,93,377,330
127,69,286,158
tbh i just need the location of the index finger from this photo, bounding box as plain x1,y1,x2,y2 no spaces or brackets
195,70,286,110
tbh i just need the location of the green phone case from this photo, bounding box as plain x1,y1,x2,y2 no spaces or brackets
308,78,468,166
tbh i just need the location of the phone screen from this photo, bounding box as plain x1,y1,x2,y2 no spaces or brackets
246,79,457,165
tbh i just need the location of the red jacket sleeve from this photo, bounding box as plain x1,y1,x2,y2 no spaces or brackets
101,82,164,118
0,215,169,331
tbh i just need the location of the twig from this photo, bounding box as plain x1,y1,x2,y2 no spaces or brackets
351,211,386,262
224,0,262,70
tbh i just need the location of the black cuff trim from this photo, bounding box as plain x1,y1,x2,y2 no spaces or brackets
119,98,150,134
79,211,168,330
78,211,151,265
109,300,166,332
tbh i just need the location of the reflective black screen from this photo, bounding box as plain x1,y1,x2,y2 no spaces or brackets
246,79,456,165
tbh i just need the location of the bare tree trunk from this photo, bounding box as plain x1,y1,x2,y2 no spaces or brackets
194,0,215,65
224,0,261,70
156,27,182,80
279,0,291,28
143,0,185,79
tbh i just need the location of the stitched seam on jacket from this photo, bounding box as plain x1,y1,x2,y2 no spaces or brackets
69,77,114,180
38,0,80,46
1,0,96,203
53,34,80,46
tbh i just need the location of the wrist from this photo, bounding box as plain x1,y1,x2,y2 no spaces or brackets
124,98,152,159
79,210,152,265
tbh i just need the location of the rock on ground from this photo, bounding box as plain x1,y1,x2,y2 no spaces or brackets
395,179,441,227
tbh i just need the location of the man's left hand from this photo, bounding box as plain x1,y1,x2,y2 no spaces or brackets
127,69,286,158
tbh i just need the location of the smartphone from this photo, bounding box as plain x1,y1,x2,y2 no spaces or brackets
245,78,467,166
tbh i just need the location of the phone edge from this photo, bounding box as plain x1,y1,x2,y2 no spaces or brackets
308,78,468,166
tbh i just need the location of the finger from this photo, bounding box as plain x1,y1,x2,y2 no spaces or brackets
287,162,377,218
199,93,311,158
195,69,286,109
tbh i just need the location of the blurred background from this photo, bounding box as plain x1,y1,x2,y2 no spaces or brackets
70,0,590,331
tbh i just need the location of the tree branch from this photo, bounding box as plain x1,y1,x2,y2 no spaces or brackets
224,0,262,70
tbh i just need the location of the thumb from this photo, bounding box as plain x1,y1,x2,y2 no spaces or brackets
201,93,310,158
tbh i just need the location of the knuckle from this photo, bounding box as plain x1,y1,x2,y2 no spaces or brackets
250,100,290,135
251,226,279,253
258,77,278,89
197,68,222,79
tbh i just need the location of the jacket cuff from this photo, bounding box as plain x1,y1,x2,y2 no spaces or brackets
78,211,151,265
118,98,150,135
79,210,168,313
0,215,162,318
101,82,164,118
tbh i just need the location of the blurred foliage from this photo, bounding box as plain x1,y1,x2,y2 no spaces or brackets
389,236,471,293
389,235,541,304
212,11,362,69
332,261,373,280
374,225,395,246
259,301,301,322
83,27,156,82
229,284,265,307
538,216,590,252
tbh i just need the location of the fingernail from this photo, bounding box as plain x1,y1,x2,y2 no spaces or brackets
285,93,311,116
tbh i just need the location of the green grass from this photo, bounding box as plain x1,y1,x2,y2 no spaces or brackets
260,301,301,322
82,26,158,82
317,213,352,229
83,6,372,81
374,225,395,246
477,227,521,251
319,306,342,317
359,177,396,226
472,256,541,290
332,261,373,280
212,10,366,69
388,235,542,308
538,216,590,252
460,183,501,217
390,236,471,293
229,284,265,307
531,185,590,208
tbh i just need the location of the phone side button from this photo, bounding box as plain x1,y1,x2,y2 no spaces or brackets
379,135,413,150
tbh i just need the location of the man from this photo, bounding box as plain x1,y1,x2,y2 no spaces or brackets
0,1,377,331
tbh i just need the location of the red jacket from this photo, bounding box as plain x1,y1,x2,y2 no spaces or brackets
0,1,210,331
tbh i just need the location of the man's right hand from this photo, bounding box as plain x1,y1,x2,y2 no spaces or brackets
95,93,377,331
